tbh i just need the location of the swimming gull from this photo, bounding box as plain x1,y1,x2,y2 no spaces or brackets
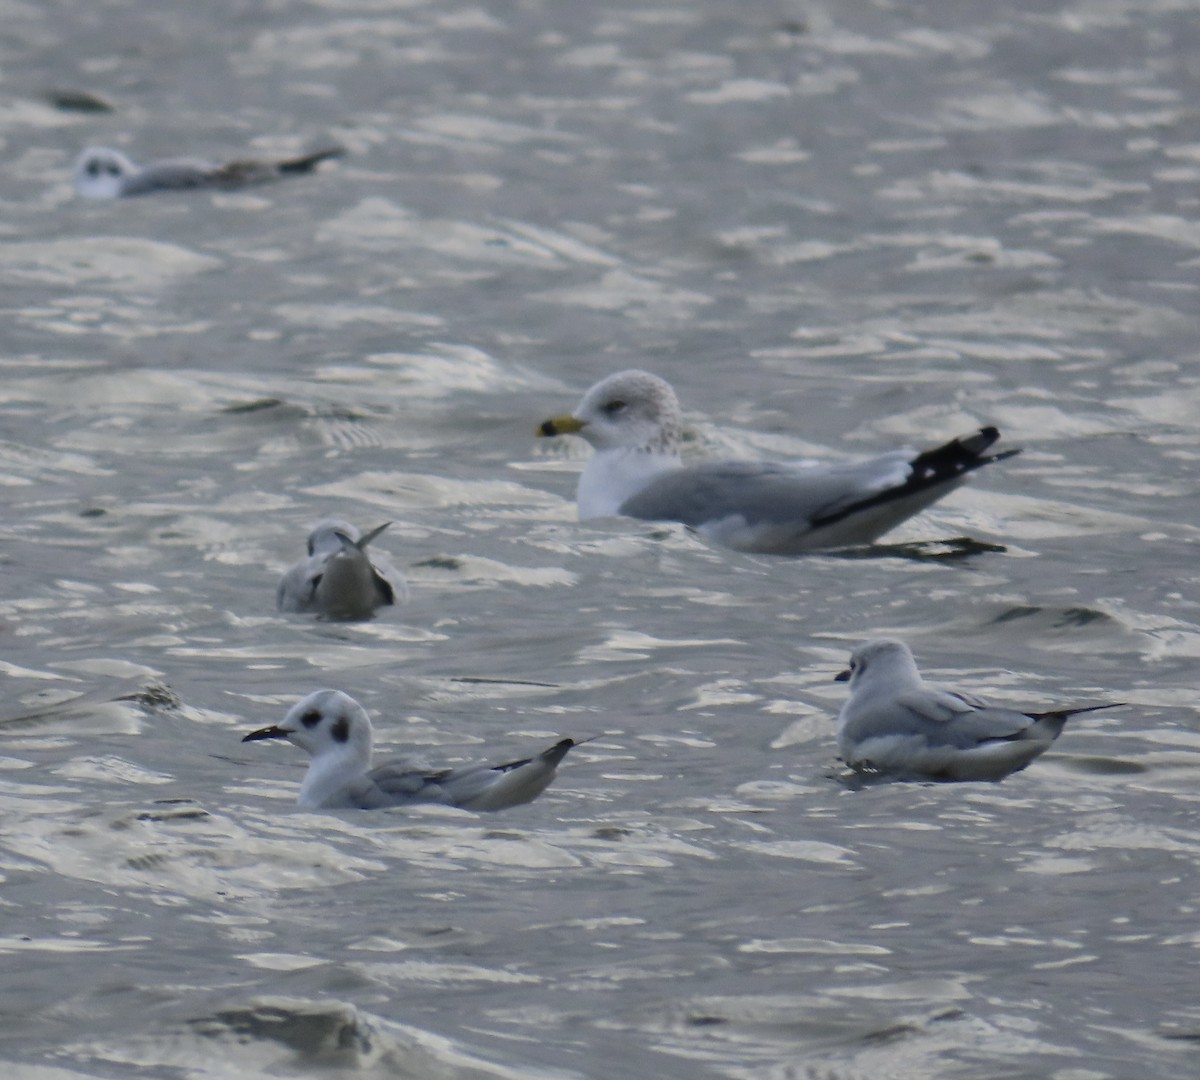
834,638,1121,781
538,369,1019,554
277,519,407,620
242,689,588,811
72,144,344,198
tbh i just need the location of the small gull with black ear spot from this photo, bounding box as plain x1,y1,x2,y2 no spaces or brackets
72,143,344,198
242,689,593,811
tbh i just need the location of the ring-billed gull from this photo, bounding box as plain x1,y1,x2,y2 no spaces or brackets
72,144,344,198
242,689,589,811
277,519,407,620
834,638,1122,781
538,369,1018,554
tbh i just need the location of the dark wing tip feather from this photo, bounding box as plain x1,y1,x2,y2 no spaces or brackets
909,427,1020,483
1031,702,1126,722
810,427,1018,531
277,146,346,174
539,738,578,768
492,737,578,774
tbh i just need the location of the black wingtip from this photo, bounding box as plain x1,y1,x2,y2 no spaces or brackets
809,427,1019,533
539,738,577,768
907,427,1022,484
1033,702,1126,722
277,146,346,174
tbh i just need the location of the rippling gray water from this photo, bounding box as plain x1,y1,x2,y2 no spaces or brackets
3,1,1200,1077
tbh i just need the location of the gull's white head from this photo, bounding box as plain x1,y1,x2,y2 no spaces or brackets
72,147,137,198
540,369,683,455
305,518,362,559
243,689,375,807
835,638,921,691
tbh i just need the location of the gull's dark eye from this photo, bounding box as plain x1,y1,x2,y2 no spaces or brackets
602,399,627,416
106,163,122,176
300,709,322,729
86,160,101,178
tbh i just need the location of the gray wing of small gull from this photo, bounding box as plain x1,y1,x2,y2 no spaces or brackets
886,687,1048,748
368,558,406,605
209,148,345,187
120,147,344,196
619,455,912,529
344,754,447,808
118,160,217,196
350,740,579,810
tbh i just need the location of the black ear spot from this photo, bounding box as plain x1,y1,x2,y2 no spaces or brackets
86,159,101,177
300,709,322,729
331,716,350,743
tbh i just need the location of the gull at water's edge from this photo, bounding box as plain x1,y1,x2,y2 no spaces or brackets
538,369,1019,554
834,638,1124,782
242,689,591,811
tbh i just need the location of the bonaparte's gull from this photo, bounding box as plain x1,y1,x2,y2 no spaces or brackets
834,638,1121,781
72,144,344,198
242,689,588,811
277,519,407,620
537,370,1018,554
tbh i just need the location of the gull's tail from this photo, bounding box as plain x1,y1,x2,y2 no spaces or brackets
277,146,346,174
461,735,600,812
492,736,588,775
1011,701,1125,744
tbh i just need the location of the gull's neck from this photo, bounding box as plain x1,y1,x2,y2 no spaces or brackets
297,744,370,808
577,445,681,519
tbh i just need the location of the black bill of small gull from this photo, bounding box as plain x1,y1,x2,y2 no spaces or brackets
242,689,589,811
834,638,1123,781
537,369,1019,554
72,144,344,198
276,519,407,621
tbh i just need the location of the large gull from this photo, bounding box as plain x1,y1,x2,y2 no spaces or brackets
538,369,1018,554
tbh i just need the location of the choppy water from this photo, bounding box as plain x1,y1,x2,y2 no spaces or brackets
3,1,1200,1076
